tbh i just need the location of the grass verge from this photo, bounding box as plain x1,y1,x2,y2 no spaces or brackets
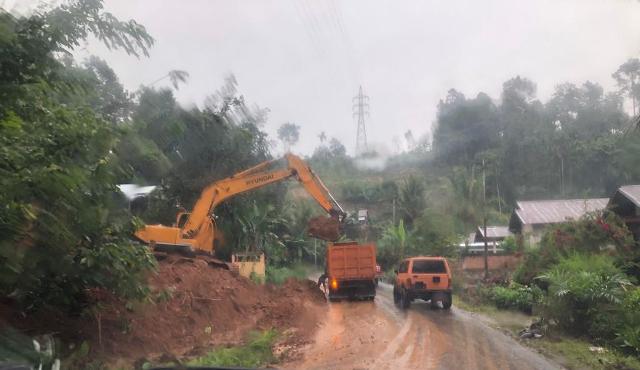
455,295,640,370
186,330,278,368
527,335,640,370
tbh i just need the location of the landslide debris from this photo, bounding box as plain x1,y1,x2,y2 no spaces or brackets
0,253,326,366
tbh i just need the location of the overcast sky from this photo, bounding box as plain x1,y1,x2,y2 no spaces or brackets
8,0,640,155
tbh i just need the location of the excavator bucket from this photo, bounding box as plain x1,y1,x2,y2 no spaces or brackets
307,216,341,241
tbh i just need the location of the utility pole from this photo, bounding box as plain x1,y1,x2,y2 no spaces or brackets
352,86,369,156
560,155,565,197
392,198,396,225
495,164,502,215
314,239,317,268
482,159,489,280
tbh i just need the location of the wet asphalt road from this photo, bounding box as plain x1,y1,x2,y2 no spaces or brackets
284,283,560,370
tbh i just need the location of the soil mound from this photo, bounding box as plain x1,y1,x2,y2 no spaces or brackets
1,254,326,365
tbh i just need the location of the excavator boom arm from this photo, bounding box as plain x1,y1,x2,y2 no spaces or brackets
181,154,344,240
284,154,345,217
181,167,294,237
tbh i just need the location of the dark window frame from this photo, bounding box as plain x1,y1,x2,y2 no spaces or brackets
398,261,409,273
411,259,447,274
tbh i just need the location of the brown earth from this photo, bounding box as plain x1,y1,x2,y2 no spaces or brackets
0,254,326,366
307,216,341,241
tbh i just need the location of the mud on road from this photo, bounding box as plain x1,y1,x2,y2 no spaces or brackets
284,283,560,370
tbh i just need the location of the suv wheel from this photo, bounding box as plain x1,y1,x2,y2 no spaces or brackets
393,285,400,304
400,287,411,309
443,293,452,309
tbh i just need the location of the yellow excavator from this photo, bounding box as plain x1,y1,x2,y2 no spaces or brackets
134,153,346,256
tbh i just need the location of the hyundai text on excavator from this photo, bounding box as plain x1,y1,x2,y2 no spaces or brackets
134,154,346,257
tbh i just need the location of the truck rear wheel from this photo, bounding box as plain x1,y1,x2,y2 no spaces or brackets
430,297,439,309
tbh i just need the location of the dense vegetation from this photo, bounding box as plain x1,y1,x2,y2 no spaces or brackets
2,0,640,367
0,0,345,318
0,1,157,313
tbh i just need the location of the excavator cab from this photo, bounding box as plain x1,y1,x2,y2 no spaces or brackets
175,212,190,228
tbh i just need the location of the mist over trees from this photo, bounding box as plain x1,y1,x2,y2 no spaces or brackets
432,72,639,207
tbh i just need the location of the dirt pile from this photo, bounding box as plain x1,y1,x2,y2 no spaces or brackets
1,254,326,365
307,215,341,241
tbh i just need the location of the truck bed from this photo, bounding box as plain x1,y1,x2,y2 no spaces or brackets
326,242,377,300
327,242,377,280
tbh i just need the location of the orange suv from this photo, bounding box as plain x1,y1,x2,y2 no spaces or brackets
393,256,452,309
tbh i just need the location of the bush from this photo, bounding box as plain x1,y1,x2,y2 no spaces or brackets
265,265,307,285
513,247,544,285
616,288,640,354
490,282,542,313
539,254,631,339
500,236,519,254
514,211,634,285
383,269,396,284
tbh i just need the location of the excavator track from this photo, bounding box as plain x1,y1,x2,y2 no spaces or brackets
153,244,230,270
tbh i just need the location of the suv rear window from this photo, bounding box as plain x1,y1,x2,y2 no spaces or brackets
411,260,446,273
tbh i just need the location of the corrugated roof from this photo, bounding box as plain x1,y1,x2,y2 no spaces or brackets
477,226,512,239
514,198,609,226
618,185,640,208
118,184,157,200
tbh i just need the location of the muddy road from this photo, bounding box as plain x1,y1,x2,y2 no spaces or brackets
284,283,559,370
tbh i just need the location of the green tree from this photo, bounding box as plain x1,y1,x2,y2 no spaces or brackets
237,202,285,254
613,58,640,116
83,56,132,123
377,219,409,268
433,90,500,166
0,0,156,312
149,69,190,90
397,175,426,227
277,122,300,153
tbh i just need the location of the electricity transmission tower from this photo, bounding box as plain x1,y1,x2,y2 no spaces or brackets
352,86,369,156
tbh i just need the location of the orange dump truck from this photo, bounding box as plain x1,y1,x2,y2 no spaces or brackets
326,242,377,300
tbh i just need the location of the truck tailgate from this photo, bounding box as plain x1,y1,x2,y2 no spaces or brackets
327,242,376,280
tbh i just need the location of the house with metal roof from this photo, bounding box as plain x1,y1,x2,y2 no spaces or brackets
608,185,640,241
509,198,609,245
474,226,512,243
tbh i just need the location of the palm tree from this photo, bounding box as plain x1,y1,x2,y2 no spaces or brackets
397,175,425,226
381,219,408,260
148,70,190,90
237,202,285,253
